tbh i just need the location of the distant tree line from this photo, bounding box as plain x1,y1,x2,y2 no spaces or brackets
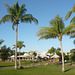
48,47,75,62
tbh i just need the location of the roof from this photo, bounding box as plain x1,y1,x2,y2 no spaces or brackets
51,54,60,58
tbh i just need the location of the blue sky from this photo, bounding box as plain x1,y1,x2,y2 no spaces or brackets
0,0,75,53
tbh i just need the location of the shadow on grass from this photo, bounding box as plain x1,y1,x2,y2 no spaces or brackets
65,68,73,72
0,65,14,68
18,66,36,70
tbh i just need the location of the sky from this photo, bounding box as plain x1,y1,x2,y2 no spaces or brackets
0,0,75,53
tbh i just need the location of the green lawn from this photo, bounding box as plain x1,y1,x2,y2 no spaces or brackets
0,60,34,68
0,64,75,75
0,62,15,67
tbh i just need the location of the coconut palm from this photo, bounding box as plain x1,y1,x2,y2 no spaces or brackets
37,15,75,72
0,2,38,70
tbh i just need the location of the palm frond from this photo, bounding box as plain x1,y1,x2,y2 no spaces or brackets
70,16,75,24
62,24,75,35
4,2,11,13
65,10,72,20
0,15,14,23
38,33,57,40
21,14,38,24
17,41,25,49
72,4,75,12
37,27,58,40
37,27,58,36
12,22,16,30
30,17,38,24
19,4,27,15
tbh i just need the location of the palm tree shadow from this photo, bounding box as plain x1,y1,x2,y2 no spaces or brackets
19,66,35,70
65,68,73,72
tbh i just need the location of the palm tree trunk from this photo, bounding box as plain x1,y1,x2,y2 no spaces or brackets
33,57,34,67
15,24,18,70
59,40,65,72
19,49,21,67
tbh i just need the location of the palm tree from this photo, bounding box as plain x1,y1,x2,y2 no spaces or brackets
56,48,61,58
0,2,38,70
57,48,61,52
37,15,75,72
48,47,56,55
13,41,25,67
28,51,37,67
17,41,25,67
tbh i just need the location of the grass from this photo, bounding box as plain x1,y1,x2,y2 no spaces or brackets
0,62,15,67
0,60,39,68
0,64,75,75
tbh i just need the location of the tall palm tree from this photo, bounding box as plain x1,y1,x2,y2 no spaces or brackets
0,2,38,70
37,15,75,72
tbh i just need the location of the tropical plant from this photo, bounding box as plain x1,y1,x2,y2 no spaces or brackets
70,49,75,53
57,48,61,52
13,41,25,67
0,2,38,70
48,47,56,55
0,45,11,61
28,51,37,67
37,15,75,72
69,52,75,62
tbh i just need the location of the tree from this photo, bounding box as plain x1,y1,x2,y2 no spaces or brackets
56,48,61,57
70,52,75,62
57,48,61,52
17,41,25,67
9,50,15,56
28,51,37,67
70,49,75,63
13,41,25,67
48,47,56,55
0,2,38,70
70,49,75,53
69,49,75,64
0,45,11,61
37,15,75,72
